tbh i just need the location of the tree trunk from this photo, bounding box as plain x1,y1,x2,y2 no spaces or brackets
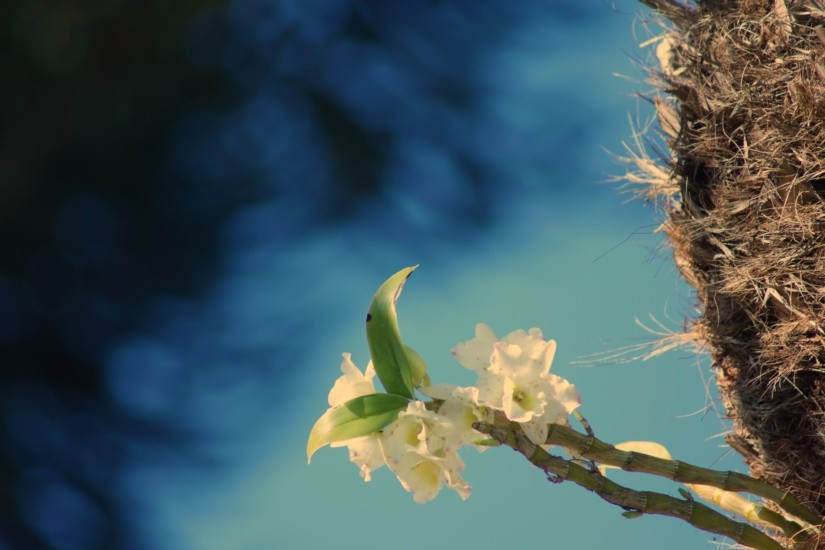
632,0,825,544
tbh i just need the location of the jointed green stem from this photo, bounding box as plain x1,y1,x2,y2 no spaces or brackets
541,422,822,528
475,421,786,550
755,507,810,540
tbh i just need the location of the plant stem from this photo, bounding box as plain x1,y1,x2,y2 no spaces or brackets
541,421,821,528
475,421,786,550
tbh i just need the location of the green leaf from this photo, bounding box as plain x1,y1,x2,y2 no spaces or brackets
307,393,410,462
473,438,503,447
404,344,430,388
366,266,429,398
621,510,644,519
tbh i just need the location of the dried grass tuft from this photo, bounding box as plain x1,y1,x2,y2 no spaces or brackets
631,0,825,542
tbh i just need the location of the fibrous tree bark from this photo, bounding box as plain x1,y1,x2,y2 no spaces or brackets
630,0,825,545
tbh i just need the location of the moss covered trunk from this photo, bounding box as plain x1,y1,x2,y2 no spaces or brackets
634,0,825,542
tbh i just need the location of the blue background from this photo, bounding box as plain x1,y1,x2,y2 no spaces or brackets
1,1,746,549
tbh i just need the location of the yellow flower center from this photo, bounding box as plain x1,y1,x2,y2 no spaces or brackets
513,386,535,410
404,424,422,447
412,460,440,488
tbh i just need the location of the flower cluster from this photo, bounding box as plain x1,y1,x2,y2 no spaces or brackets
325,353,478,503
310,269,820,548
319,323,580,503
448,323,580,447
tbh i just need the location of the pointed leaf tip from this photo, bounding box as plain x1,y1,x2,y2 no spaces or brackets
366,266,423,398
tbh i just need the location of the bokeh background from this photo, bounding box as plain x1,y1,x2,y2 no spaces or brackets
0,0,747,549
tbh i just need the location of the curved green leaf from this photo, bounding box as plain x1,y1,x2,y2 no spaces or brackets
307,393,409,462
366,266,429,398
404,344,430,388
